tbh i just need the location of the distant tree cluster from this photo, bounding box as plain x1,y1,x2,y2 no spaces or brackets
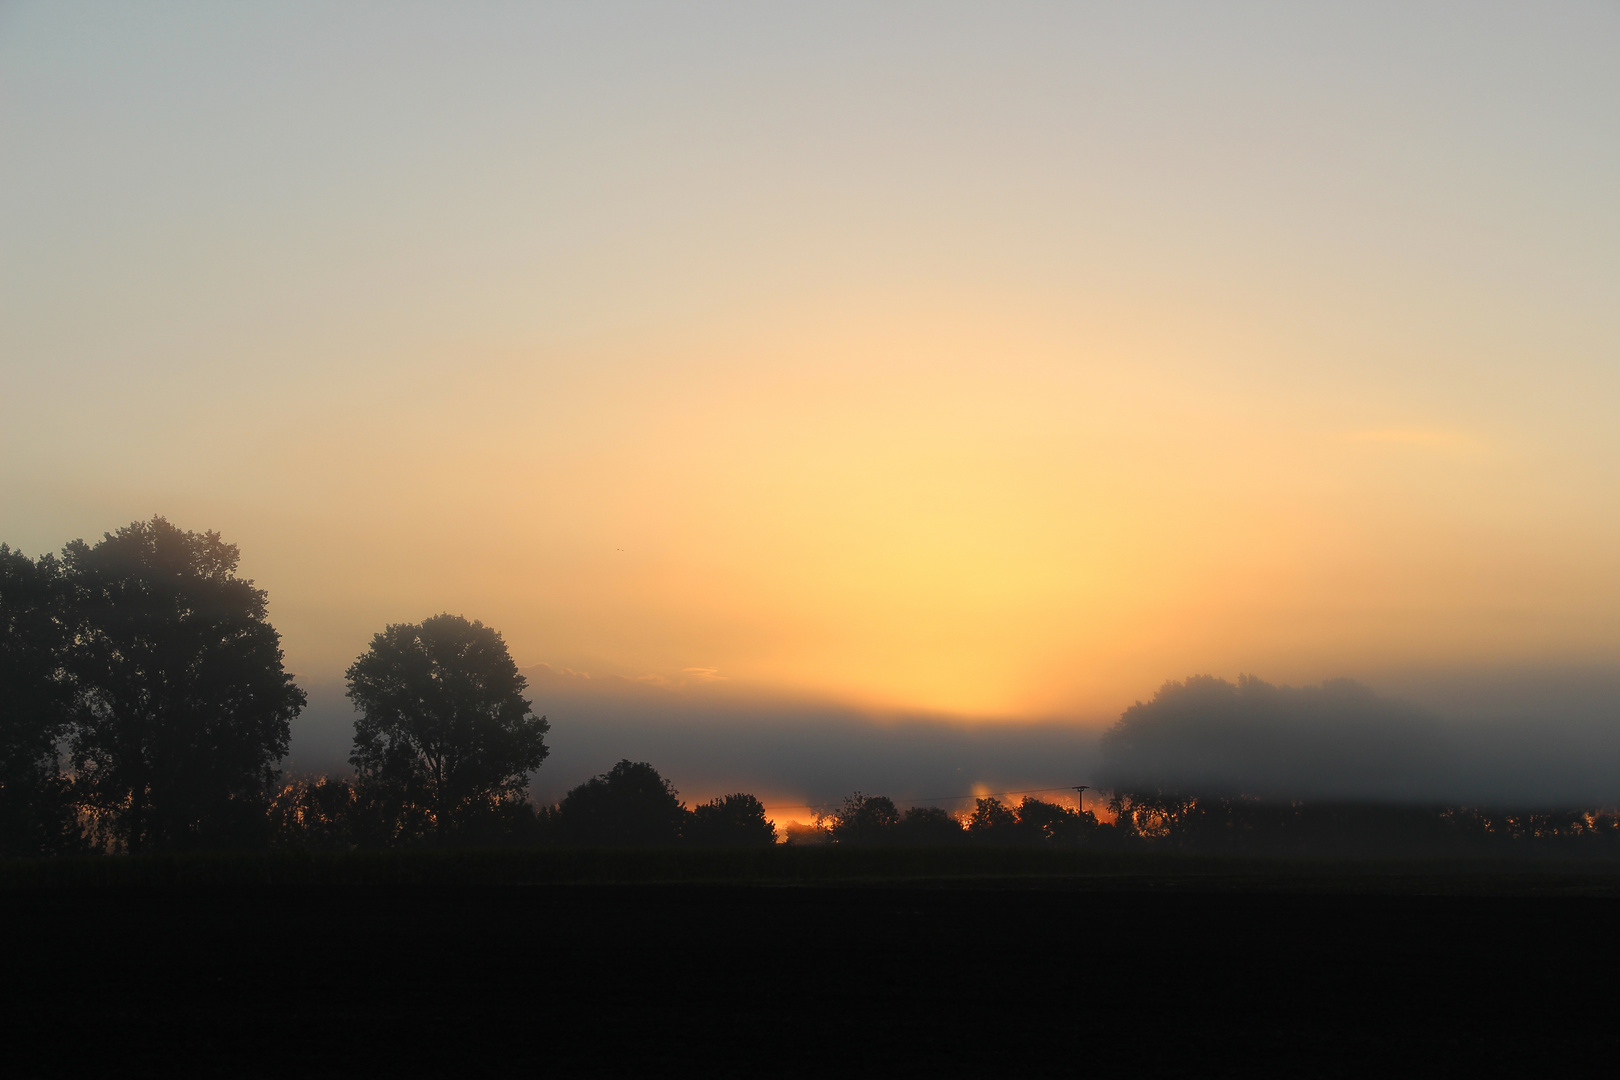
269,766,1111,852
270,759,778,850
786,792,1099,847
1104,791,1620,857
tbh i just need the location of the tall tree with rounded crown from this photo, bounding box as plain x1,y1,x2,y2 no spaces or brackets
347,614,548,839
65,517,304,852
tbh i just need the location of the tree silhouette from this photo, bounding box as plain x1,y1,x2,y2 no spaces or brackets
689,792,776,846
64,518,304,852
1014,796,1096,845
0,545,81,855
967,796,1020,842
894,805,965,844
555,760,687,846
347,614,549,841
831,793,901,844
962,796,1096,845
269,775,361,852
1106,791,1198,842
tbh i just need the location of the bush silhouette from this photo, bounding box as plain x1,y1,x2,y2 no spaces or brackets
894,805,965,844
1013,796,1097,844
831,793,901,844
556,760,688,846
270,776,362,852
689,793,776,847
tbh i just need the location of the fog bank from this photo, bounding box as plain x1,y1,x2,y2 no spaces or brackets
1097,673,1620,808
286,666,1099,818
286,665,1620,814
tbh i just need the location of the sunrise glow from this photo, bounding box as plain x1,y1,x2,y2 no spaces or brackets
4,4,1617,728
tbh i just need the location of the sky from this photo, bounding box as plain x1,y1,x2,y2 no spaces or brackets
4,2,1619,794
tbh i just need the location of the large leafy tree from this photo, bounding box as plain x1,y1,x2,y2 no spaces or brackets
65,518,305,852
0,545,81,855
347,614,549,838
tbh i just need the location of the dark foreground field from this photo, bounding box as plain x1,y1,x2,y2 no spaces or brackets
6,852,1619,1077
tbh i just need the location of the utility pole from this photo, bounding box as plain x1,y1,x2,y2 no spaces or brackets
1073,785,1091,813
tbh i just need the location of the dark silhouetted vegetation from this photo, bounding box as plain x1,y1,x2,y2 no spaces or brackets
965,795,1099,845
777,791,1095,848
347,613,549,844
1103,790,1620,858
966,795,1020,837
267,772,548,852
0,545,81,856
829,792,902,844
4,519,311,854
63,519,306,852
689,792,777,846
895,805,965,844
10,524,1620,868
269,775,365,852
1014,795,1098,844
554,759,689,846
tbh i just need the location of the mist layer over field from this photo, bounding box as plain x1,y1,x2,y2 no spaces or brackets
285,664,1620,813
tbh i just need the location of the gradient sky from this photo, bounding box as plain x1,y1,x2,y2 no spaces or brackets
4,2,1618,724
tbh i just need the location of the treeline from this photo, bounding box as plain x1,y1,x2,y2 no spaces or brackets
267,770,1101,851
1104,792,1620,858
267,773,1620,858
788,791,1099,847
9,517,1620,862
270,761,776,850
